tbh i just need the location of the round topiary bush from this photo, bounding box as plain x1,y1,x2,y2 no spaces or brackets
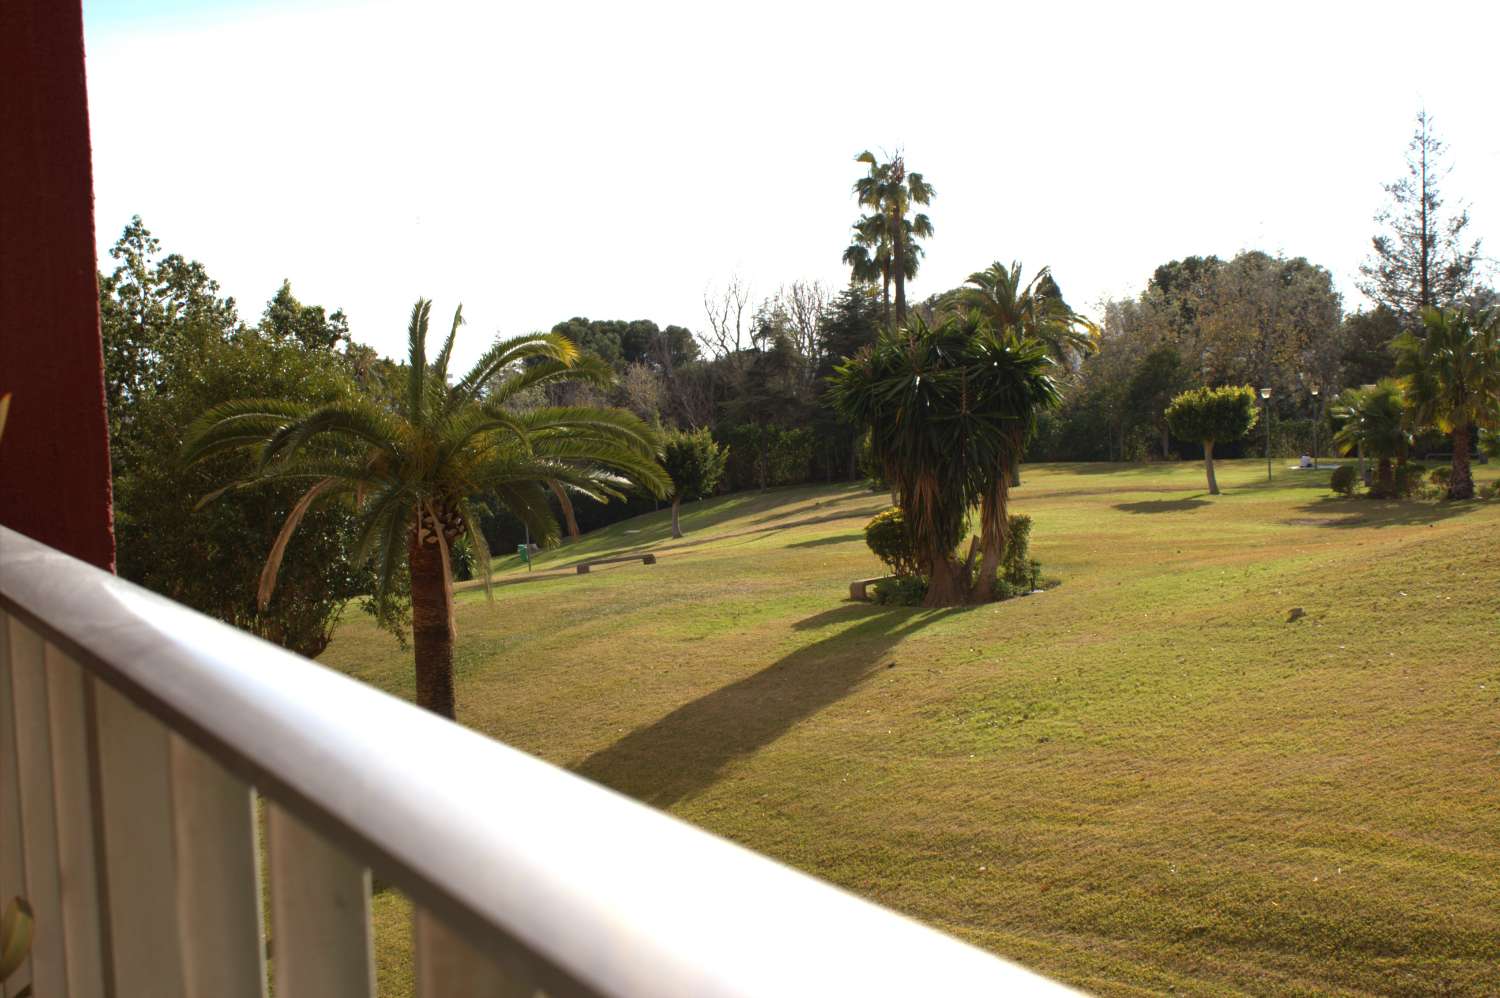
864,507,919,577
1330,465,1357,496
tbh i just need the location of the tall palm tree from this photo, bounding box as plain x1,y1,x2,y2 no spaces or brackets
852,150,933,323
1392,306,1500,499
959,261,1099,369
843,214,890,318
958,260,1095,487
958,316,1060,601
184,299,669,719
1332,380,1410,498
843,212,928,324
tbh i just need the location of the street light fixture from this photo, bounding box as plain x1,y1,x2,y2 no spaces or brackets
1259,387,1273,481
1310,384,1321,470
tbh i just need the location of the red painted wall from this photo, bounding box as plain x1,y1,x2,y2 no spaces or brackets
0,0,116,570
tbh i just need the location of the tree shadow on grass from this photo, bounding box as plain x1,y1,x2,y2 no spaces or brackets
1113,498,1211,514
571,603,960,809
785,532,863,548
1289,496,1487,528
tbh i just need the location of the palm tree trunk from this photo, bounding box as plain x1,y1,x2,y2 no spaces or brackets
893,210,907,323
671,495,683,538
1375,457,1395,498
923,552,967,607
408,532,456,719
1204,440,1219,495
974,475,1010,602
549,480,580,540
1449,425,1474,500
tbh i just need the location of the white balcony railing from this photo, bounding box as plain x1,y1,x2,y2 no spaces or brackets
0,526,1080,997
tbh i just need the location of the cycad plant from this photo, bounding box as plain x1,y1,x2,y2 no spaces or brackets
1332,380,1410,498
184,299,669,718
1392,306,1500,500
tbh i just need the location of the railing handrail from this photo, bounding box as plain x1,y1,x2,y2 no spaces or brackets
0,526,1080,996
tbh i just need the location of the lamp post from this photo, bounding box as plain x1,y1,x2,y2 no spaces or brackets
1359,383,1376,486
1260,387,1273,481
1310,384,1321,470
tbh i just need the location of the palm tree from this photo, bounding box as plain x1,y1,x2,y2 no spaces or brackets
959,261,1099,369
1392,306,1500,499
844,213,930,326
184,299,669,719
830,312,1058,606
1332,380,1410,498
843,214,890,318
852,150,933,323
958,261,1095,487
958,317,1060,601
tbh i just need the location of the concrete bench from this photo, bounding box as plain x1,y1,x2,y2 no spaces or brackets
849,575,896,601
577,553,656,574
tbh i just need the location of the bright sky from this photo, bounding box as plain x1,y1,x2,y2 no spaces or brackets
84,0,1500,372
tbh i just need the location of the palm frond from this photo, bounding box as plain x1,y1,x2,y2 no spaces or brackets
406,298,433,426
257,478,339,610
433,304,464,386
258,399,404,470
448,332,580,411
454,497,494,600
182,398,313,464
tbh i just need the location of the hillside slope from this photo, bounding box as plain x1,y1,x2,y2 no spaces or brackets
323,460,1500,996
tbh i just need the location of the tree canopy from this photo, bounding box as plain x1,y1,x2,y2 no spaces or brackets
184,299,670,718
1392,306,1500,498
1164,385,1260,494
661,427,729,537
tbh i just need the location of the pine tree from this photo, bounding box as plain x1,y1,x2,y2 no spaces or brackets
1359,111,1483,322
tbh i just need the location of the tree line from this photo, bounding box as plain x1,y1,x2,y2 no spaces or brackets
96,111,1494,695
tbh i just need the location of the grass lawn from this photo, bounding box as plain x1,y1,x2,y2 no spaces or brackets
321,459,1500,996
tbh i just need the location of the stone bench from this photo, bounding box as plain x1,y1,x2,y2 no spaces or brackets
849,575,896,601
577,553,657,574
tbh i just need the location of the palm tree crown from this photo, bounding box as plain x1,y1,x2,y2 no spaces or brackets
184,299,669,717
960,261,1099,369
1332,379,1410,497
850,150,934,324
1392,305,1500,499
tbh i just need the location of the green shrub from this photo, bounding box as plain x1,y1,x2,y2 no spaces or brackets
1430,466,1452,486
1393,463,1424,497
864,507,919,577
1479,480,1500,500
872,575,927,606
1330,465,1357,496
768,427,814,486
999,514,1034,591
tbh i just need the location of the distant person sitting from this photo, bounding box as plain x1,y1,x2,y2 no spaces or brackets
1299,454,1313,469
